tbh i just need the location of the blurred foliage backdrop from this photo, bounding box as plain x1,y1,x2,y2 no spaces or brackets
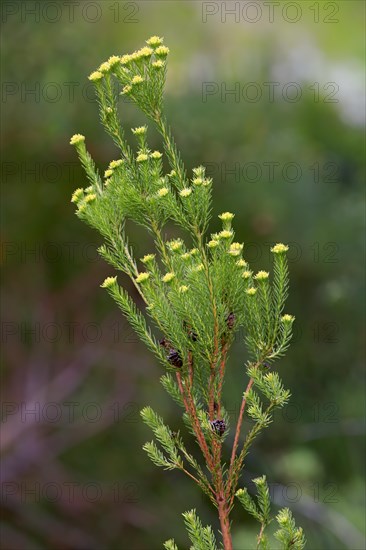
1,1,365,549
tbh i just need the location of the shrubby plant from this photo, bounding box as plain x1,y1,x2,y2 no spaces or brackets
70,36,305,550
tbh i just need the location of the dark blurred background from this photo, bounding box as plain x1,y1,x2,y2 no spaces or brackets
1,1,365,549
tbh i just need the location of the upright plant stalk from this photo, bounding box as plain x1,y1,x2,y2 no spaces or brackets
69,36,306,550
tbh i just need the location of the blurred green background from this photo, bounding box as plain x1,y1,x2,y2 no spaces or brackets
1,1,365,549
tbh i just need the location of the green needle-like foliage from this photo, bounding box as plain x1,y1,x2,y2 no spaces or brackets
69,36,305,550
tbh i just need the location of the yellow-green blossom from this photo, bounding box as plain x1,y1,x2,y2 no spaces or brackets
146,35,164,47
131,75,144,85
88,71,103,82
219,230,233,239
155,45,170,56
271,243,289,254
85,193,96,203
180,188,192,198
152,60,164,69
150,151,162,160
136,153,148,162
71,188,84,203
236,259,247,268
192,177,203,186
202,178,212,187
219,212,235,222
141,254,155,264
242,270,252,279
162,272,175,283
101,276,117,288
168,239,183,251
207,240,219,249
189,248,199,256
179,285,189,293
136,46,153,58
255,270,269,280
122,85,132,95
104,169,113,178
70,134,85,145
246,287,257,296
121,54,133,66
193,263,204,272
282,314,295,323
228,242,243,256
168,170,176,177
136,272,150,284
193,166,205,177
157,187,169,197
98,61,111,73
109,159,124,169
132,126,147,135
108,55,120,68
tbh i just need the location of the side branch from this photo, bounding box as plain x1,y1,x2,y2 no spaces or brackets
176,372,214,471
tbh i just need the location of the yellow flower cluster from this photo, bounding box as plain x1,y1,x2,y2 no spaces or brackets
255,271,269,280
146,35,164,47
88,71,103,82
162,272,175,283
150,151,162,160
155,46,170,57
179,285,189,293
132,75,144,85
157,187,169,197
141,254,155,264
282,314,295,323
132,126,147,135
71,188,84,203
228,242,243,256
193,166,205,177
109,159,124,169
219,230,233,239
136,272,150,284
136,153,148,162
85,193,96,203
152,60,164,70
271,243,289,254
181,248,198,260
167,239,183,251
122,85,132,95
121,47,153,66
101,276,117,288
180,188,192,198
219,212,234,222
70,134,85,145
246,287,257,296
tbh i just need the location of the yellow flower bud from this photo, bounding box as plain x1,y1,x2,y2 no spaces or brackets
255,271,269,281
157,187,169,197
70,134,85,146
271,243,289,254
136,272,150,284
162,272,175,283
101,276,117,288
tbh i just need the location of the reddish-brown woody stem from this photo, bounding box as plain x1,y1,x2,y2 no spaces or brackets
176,372,214,471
